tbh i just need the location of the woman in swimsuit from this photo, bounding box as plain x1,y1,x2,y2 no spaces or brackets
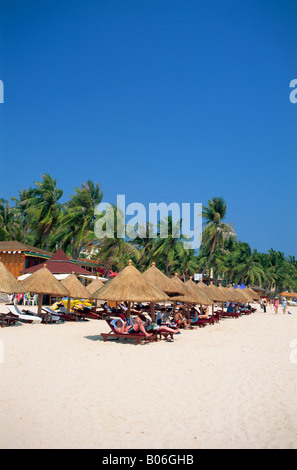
115,319,153,337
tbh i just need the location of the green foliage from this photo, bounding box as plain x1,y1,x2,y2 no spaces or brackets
0,179,296,293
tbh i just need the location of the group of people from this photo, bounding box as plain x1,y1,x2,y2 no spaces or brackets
112,313,181,337
260,296,289,314
111,302,214,336
226,302,252,313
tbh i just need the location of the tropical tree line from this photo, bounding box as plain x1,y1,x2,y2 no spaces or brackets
0,174,296,293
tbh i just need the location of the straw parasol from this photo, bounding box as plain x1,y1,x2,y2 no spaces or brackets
86,278,104,297
234,286,254,303
245,287,260,301
185,277,213,305
86,277,105,310
197,280,217,302
217,283,237,302
92,260,169,321
225,286,247,303
168,273,201,304
279,291,297,299
142,262,182,295
0,259,26,295
21,265,69,315
60,273,91,314
199,280,228,303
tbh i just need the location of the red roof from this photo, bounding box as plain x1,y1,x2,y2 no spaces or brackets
22,249,93,275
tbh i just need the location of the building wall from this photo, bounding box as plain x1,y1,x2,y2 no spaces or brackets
0,252,26,279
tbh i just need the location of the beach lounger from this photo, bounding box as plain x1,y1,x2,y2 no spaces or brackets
0,312,19,327
101,319,158,345
42,307,75,322
22,308,60,324
191,318,214,328
214,310,241,319
7,304,42,324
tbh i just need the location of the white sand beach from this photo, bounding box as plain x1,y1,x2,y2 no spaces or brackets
0,303,296,449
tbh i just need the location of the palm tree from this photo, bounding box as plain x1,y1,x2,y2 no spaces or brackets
201,197,236,277
0,199,19,240
131,222,157,271
10,187,36,243
57,180,103,258
152,216,186,276
24,174,63,250
233,252,264,286
94,205,140,277
174,246,199,281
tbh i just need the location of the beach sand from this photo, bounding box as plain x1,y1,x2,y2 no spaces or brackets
0,302,296,449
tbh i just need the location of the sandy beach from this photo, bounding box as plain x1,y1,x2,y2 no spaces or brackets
0,302,296,449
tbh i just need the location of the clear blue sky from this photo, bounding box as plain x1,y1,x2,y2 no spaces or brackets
0,0,296,256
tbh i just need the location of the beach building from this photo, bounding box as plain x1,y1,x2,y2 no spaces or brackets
0,241,51,279
0,241,115,280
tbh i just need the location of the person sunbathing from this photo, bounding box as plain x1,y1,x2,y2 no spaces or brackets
119,302,143,315
173,310,192,329
114,319,153,337
191,306,209,320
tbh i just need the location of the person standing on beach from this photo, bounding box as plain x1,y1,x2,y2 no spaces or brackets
274,297,279,314
263,297,267,313
282,298,287,314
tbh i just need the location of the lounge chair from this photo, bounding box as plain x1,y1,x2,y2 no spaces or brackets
101,319,158,345
7,304,42,324
42,306,75,322
214,310,241,319
22,308,60,324
0,312,19,327
190,317,214,328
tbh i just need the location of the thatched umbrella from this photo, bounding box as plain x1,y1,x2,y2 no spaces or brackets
224,285,244,303
61,273,91,315
21,265,69,316
197,280,227,315
86,277,105,310
234,286,254,303
185,277,214,318
197,280,217,301
92,260,169,321
0,259,26,295
245,287,260,301
167,273,206,321
217,283,238,302
143,262,181,295
185,277,213,305
86,278,104,296
169,274,199,303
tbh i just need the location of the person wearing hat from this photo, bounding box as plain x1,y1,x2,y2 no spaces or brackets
274,297,279,314
282,298,287,314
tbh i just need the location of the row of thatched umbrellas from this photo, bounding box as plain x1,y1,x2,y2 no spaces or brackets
0,257,260,321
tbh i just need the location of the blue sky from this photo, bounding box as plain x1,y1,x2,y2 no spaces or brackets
0,0,296,256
